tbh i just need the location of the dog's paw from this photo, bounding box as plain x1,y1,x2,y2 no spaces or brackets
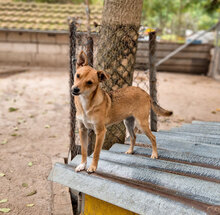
87,165,97,173
151,152,158,159
125,149,133,154
75,163,87,172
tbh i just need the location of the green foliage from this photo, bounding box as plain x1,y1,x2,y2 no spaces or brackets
142,0,219,39
203,0,220,13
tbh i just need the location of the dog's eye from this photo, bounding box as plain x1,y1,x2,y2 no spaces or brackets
87,81,93,85
76,74,80,78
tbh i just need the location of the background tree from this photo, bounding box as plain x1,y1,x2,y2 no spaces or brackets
142,0,219,39
95,0,143,149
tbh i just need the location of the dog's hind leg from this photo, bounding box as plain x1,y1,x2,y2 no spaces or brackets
135,116,158,159
124,116,136,154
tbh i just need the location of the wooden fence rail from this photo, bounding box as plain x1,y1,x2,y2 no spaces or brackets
136,41,213,74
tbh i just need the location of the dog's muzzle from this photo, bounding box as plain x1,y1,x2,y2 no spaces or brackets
71,87,80,96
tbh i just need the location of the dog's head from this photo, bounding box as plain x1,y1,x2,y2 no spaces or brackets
71,51,109,96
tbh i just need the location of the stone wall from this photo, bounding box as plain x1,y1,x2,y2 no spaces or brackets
0,31,69,68
0,31,212,74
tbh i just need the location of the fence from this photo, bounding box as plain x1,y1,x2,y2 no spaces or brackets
208,21,220,78
68,18,157,160
136,41,212,74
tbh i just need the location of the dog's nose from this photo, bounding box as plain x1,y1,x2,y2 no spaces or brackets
73,87,80,93
72,87,80,95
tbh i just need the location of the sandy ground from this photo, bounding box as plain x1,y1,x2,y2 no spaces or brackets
0,67,220,215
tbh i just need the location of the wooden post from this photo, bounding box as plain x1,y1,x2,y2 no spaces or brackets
85,0,93,67
68,19,78,160
86,36,93,67
68,19,82,215
149,31,157,132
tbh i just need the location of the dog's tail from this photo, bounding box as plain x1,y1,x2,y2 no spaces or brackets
150,98,173,117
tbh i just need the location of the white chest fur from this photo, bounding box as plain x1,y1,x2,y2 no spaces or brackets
77,114,95,129
77,95,95,129
79,96,88,112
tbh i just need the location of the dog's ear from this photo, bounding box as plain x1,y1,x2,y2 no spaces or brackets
97,70,110,82
77,51,88,68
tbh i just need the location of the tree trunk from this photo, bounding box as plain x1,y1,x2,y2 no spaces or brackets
176,0,184,37
96,0,143,149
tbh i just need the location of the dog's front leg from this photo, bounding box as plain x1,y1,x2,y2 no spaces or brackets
87,126,106,173
75,123,88,172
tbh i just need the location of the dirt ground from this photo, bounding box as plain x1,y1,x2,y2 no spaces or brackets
0,67,220,215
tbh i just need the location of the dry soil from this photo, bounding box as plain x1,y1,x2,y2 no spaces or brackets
0,67,220,215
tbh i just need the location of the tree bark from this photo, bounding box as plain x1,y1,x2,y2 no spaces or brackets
96,0,143,149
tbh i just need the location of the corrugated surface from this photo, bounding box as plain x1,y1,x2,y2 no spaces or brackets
49,121,220,215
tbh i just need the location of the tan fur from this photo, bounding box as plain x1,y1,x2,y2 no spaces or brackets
72,51,173,173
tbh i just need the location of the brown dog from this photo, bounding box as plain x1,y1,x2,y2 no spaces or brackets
72,51,173,173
